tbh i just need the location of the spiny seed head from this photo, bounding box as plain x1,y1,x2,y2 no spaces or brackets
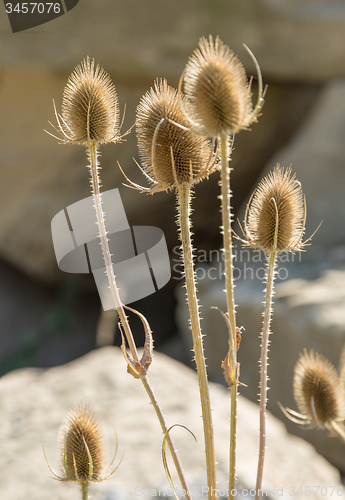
58,404,106,482
183,35,253,137
136,79,216,192
242,165,306,253
293,350,344,428
60,57,120,145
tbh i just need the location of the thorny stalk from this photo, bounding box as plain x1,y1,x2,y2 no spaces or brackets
88,141,139,363
81,481,88,500
177,182,217,500
220,134,238,499
88,141,191,500
255,247,277,500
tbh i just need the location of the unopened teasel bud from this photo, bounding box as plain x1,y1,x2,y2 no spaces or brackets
58,403,106,482
293,350,344,428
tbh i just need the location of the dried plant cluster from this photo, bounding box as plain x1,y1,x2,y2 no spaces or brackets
47,35,334,500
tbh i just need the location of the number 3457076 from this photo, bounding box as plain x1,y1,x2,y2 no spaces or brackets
5,3,61,13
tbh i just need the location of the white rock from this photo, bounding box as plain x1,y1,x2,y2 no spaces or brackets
0,347,340,499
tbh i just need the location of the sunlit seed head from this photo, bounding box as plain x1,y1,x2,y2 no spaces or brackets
243,165,305,253
293,350,344,427
183,35,253,137
136,79,214,191
58,404,105,482
61,57,120,144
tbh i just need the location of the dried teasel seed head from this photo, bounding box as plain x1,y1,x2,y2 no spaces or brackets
293,350,344,428
242,165,306,253
183,35,254,137
58,403,106,482
136,78,216,192
59,57,120,144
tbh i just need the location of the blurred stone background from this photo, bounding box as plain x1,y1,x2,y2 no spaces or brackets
1,347,342,500
1,0,345,485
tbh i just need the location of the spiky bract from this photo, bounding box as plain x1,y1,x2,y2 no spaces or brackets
242,165,305,253
59,57,120,144
293,350,344,427
183,35,253,137
58,404,105,481
136,79,216,193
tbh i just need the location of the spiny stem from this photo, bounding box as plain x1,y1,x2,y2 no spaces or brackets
177,182,217,500
88,141,139,364
80,480,88,500
141,375,192,500
220,133,237,500
88,141,190,499
255,248,277,500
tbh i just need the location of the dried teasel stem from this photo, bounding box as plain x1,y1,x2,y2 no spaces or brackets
88,140,191,500
132,79,217,499
177,182,217,500
48,59,190,500
183,38,264,499
255,246,277,500
87,141,139,363
81,481,88,500
139,375,192,500
219,133,238,498
237,166,309,500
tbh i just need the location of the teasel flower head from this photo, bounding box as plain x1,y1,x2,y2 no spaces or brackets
238,165,308,253
45,403,119,486
122,78,217,194
280,350,345,429
58,403,106,482
46,57,128,146
181,35,264,138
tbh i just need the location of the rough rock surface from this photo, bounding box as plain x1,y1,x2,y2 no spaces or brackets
0,347,341,500
1,0,345,81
